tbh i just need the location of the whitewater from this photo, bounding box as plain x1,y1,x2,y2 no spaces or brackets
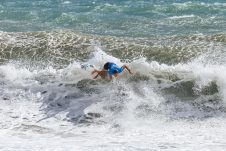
1,0,226,151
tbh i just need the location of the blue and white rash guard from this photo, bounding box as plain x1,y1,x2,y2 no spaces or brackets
107,63,124,75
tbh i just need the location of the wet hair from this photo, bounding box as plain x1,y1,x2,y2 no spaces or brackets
104,63,109,70
113,70,118,74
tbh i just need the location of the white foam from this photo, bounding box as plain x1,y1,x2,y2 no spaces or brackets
169,14,195,20
0,64,32,81
63,1,71,4
87,47,122,67
191,62,226,105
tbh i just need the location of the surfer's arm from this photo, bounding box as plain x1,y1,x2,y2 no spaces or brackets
92,69,108,79
122,65,132,74
93,74,99,79
91,69,100,79
91,69,98,74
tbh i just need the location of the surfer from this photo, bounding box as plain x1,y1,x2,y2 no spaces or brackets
91,62,132,80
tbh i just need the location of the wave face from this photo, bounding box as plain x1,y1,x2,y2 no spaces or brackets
1,0,226,150
1,31,226,66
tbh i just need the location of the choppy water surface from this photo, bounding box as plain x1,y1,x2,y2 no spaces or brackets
0,0,226,151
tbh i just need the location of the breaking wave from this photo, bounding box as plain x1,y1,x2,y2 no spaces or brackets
0,46,226,130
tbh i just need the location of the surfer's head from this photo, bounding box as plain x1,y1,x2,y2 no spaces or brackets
104,62,109,70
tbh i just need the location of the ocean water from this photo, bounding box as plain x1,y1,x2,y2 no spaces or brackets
0,0,226,150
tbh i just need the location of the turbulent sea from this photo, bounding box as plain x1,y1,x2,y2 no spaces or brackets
1,0,226,150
